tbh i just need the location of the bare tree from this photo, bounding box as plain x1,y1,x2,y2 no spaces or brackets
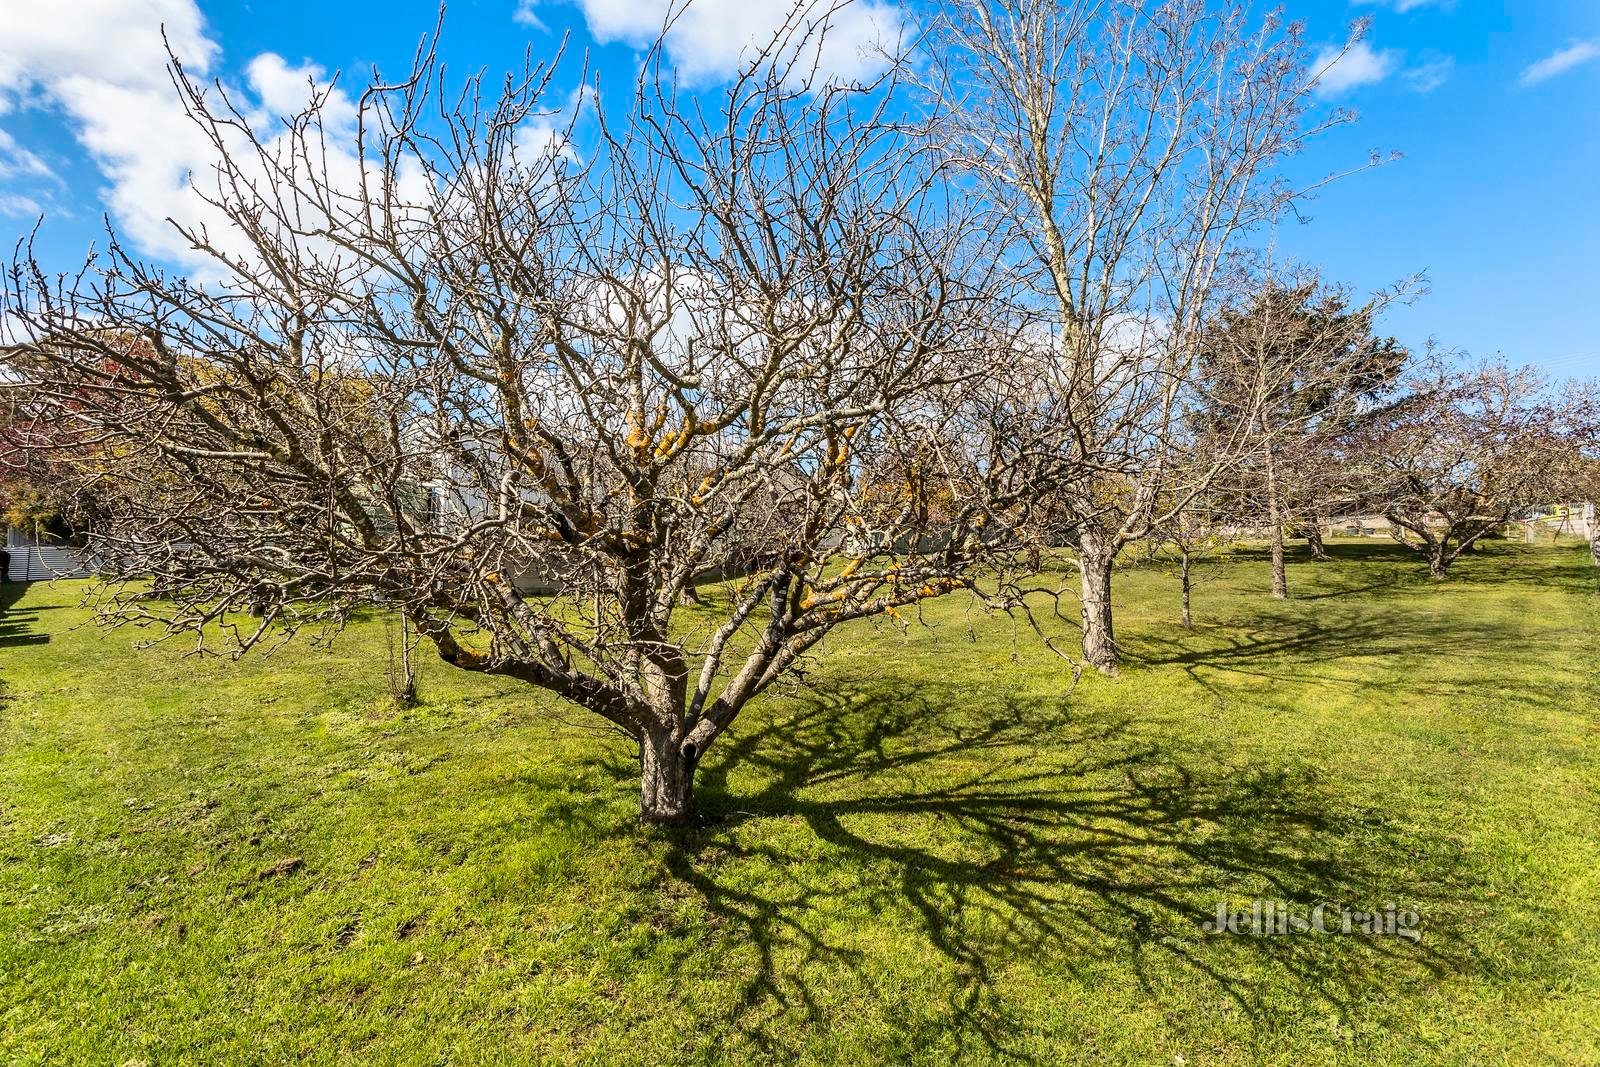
1346,361,1572,578
3,16,1021,824
929,0,1369,672
1147,490,1233,629
1532,382,1600,568
1195,270,1409,598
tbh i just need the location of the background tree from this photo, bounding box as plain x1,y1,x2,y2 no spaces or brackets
929,0,1368,672
1345,361,1571,578
3,19,1022,824
1147,489,1234,629
1196,271,1409,598
0,356,108,544
1541,382,1600,568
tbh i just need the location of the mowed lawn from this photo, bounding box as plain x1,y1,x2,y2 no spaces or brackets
2,540,1598,1065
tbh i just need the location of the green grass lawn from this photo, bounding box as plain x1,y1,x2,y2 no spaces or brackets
2,539,1598,1065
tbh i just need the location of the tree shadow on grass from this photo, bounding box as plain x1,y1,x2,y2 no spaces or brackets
0,581,53,648
1121,584,1580,714
625,680,1486,1062
1262,540,1597,599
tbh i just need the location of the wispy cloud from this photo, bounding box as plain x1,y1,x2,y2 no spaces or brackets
1350,0,1452,11
1310,42,1400,97
1520,41,1600,86
0,128,54,180
513,0,548,33
1353,0,1452,12
0,192,44,217
1403,54,1454,93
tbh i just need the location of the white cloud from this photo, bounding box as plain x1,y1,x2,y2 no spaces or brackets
0,0,217,98
0,128,54,180
0,128,52,180
1310,42,1400,98
513,0,549,32
244,53,357,131
1402,54,1453,93
535,0,907,85
1353,0,1449,12
1520,41,1600,86
0,0,433,278
0,192,44,217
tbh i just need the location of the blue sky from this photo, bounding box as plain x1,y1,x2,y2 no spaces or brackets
1,0,1596,377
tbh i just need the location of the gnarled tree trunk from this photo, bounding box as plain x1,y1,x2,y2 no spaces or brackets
639,720,697,826
1079,535,1118,675
1304,525,1327,562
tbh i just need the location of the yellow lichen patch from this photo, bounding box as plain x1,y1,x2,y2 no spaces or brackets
451,646,489,669
654,428,692,458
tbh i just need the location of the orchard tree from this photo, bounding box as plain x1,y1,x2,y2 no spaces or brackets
0,358,111,543
3,17,1025,824
1196,271,1409,598
1347,362,1572,578
1147,490,1234,629
1543,382,1600,568
929,0,1374,672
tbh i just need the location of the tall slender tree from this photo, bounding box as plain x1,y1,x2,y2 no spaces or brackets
929,0,1369,671
1196,272,1408,598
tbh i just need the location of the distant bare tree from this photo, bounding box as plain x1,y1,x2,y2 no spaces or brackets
1147,489,1234,629
1346,362,1573,578
1196,270,1410,598
1541,382,1600,568
928,0,1374,672
3,16,1022,823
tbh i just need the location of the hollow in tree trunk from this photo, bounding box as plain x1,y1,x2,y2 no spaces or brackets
639,720,697,826
1079,538,1118,675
